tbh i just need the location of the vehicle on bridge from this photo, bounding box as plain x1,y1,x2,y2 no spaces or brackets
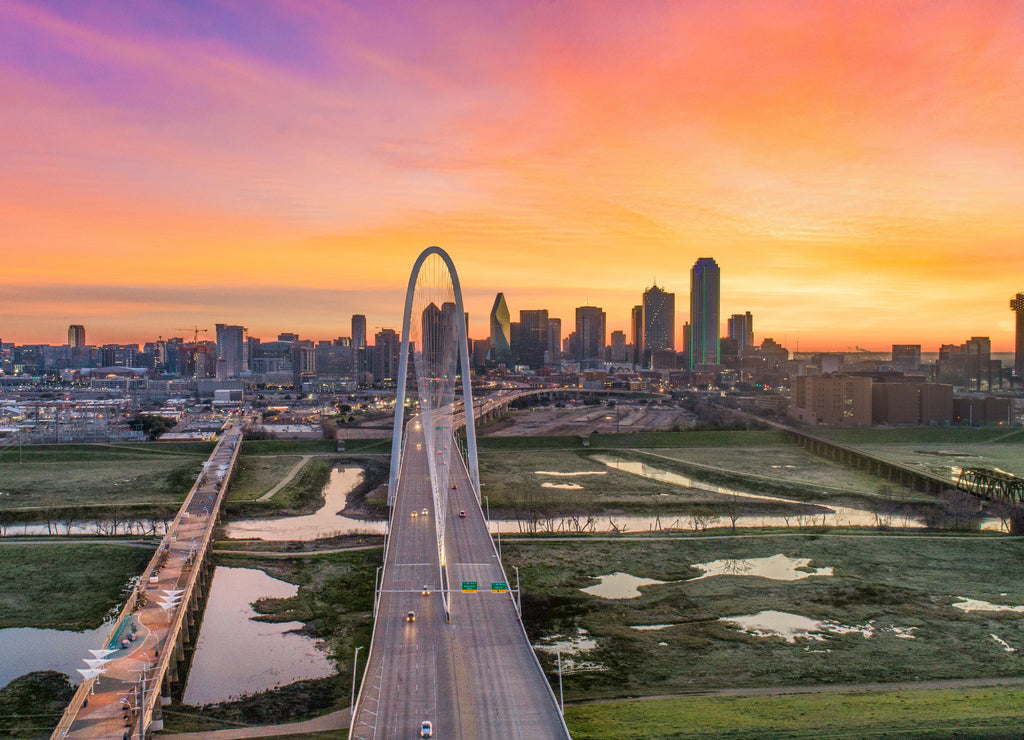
406,611,416,622
420,720,433,737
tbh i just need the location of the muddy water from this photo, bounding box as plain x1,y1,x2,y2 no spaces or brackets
581,572,667,599
224,467,385,540
182,566,334,705
689,554,833,581
0,622,112,688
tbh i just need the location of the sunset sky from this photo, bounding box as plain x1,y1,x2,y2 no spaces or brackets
2,0,1023,351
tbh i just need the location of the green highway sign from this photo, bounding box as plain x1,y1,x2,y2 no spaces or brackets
491,582,507,593
461,581,478,593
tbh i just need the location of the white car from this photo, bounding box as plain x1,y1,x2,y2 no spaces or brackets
420,720,433,737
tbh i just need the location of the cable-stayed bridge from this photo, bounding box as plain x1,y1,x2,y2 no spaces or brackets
350,247,570,738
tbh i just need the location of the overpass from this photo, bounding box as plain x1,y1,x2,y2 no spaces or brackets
350,247,570,738
52,424,243,739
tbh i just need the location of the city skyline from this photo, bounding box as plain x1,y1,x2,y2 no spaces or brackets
2,1,1023,350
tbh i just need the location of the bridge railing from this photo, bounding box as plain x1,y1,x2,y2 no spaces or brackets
51,426,242,739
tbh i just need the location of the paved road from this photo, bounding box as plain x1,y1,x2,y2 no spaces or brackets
351,420,569,739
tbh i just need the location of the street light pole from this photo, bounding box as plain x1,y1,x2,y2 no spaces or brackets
351,645,364,710
512,565,520,615
557,649,564,714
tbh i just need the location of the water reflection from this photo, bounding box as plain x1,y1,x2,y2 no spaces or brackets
224,468,385,541
689,554,833,581
581,572,667,599
0,622,111,688
534,628,605,672
952,597,1024,613
4,520,170,537
182,566,334,705
721,610,917,643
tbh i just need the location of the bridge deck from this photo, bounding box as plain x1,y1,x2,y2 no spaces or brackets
52,424,243,739
351,420,569,739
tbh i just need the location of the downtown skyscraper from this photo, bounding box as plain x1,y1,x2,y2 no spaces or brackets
488,292,512,364
642,284,674,366
689,257,720,367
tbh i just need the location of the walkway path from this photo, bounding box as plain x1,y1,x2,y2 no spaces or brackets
257,456,313,502
159,707,350,739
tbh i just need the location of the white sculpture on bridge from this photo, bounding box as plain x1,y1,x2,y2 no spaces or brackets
388,246,482,559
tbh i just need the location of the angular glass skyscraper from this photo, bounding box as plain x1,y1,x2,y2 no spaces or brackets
689,257,720,367
488,292,512,364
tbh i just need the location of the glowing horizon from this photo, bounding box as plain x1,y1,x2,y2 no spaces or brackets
2,1,1022,352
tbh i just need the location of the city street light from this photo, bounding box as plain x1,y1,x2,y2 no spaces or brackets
351,645,364,709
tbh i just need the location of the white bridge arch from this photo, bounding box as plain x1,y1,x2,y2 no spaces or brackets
388,246,481,537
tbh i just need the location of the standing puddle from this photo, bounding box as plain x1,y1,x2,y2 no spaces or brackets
534,628,605,672
581,572,667,599
591,454,921,529
182,566,334,705
952,598,1024,614
535,471,608,477
721,610,917,643
690,554,833,581
224,467,385,540
0,622,112,689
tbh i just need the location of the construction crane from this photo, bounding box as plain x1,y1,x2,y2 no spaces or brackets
175,326,209,344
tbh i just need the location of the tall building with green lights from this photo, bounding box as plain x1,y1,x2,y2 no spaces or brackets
689,257,720,367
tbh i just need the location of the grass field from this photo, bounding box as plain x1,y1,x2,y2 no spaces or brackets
227,454,306,501
476,429,788,451
855,441,1024,480
808,427,1019,445
476,445,917,521
505,534,1024,701
0,444,207,513
0,543,152,629
564,686,1024,739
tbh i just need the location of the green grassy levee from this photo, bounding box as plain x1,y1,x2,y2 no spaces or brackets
565,686,1024,738
0,543,152,629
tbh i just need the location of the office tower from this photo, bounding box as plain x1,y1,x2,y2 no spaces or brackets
631,305,643,366
610,330,627,363
547,318,561,361
689,257,720,367
373,328,401,382
1012,293,1024,377
278,332,299,342
574,306,606,364
643,285,675,366
518,310,549,368
215,324,248,379
891,344,921,372
420,302,459,374
351,315,367,349
727,312,754,353
488,293,512,364
68,324,86,348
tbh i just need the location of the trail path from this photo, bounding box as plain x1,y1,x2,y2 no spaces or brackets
256,455,313,501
